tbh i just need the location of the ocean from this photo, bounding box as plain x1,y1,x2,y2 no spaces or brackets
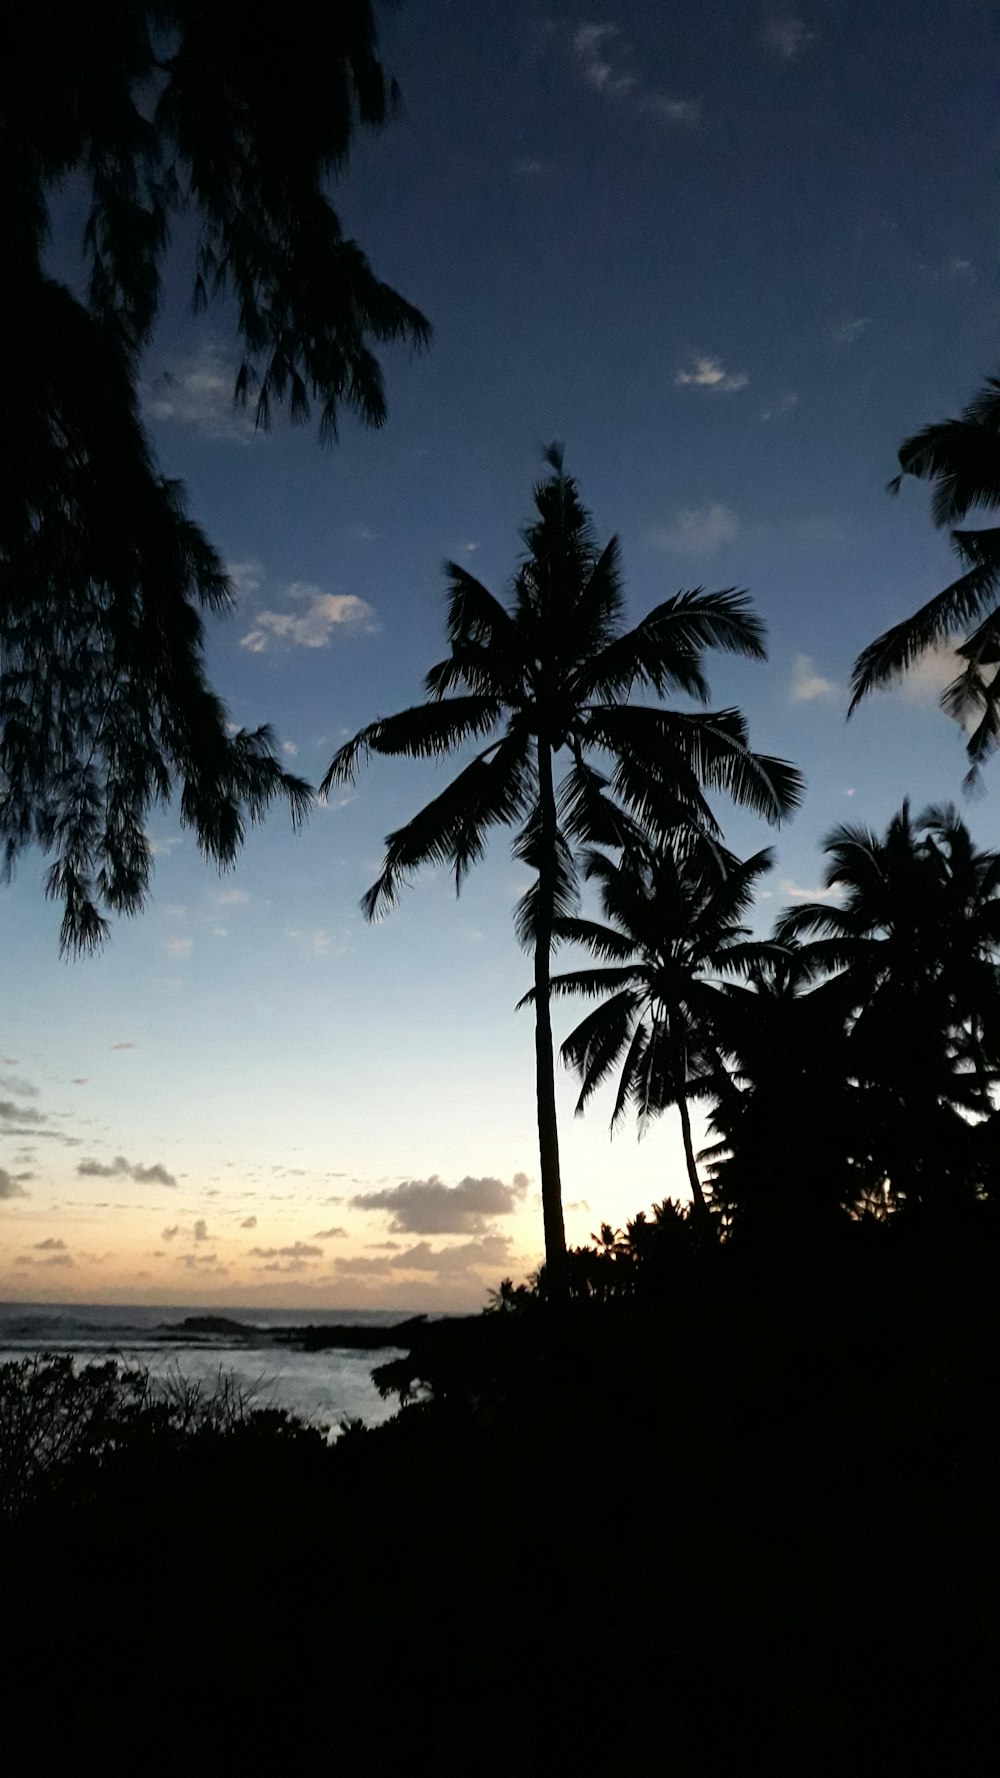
0,1302,412,1435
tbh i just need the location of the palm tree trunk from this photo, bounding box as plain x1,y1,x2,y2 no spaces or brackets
535,738,567,1289
674,1068,712,1235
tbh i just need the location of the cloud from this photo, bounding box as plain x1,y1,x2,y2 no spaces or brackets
110,1042,137,1051
164,936,192,958
0,1169,29,1200
761,391,799,421
240,1215,258,1229
144,343,255,441
77,1155,177,1187
0,1100,46,1126
831,317,870,344
161,1225,180,1241
254,1258,313,1274
193,1219,210,1243
572,23,699,125
148,835,182,857
240,584,375,653
313,1226,347,1239
390,1235,513,1275
0,1075,36,1098
921,256,976,283
782,879,843,901
513,157,546,177
675,354,748,393
762,15,815,60
216,888,250,906
34,1238,66,1252
351,1173,529,1236
281,741,299,758
248,1242,323,1260
790,654,838,703
226,560,265,596
647,503,740,558
332,1254,395,1278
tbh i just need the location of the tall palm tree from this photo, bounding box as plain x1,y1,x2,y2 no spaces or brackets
322,449,803,1281
851,375,1000,781
530,834,778,1230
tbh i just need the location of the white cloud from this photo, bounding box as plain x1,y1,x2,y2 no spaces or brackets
164,936,192,958
647,502,740,558
216,888,250,906
790,654,838,703
831,317,871,344
762,16,816,60
920,256,976,283
894,642,965,704
675,354,748,392
281,740,299,758
145,344,255,441
782,879,843,901
226,560,266,596
573,23,634,96
240,585,375,653
148,835,182,858
572,23,699,126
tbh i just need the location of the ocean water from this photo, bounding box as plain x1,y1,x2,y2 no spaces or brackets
0,1302,412,1435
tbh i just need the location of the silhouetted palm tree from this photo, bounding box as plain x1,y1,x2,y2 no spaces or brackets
323,450,802,1278
776,801,1000,1212
851,376,1000,780
534,834,777,1230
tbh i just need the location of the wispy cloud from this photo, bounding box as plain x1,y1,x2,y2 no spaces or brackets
762,15,816,60
240,584,376,653
164,936,192,958
226,560,265,597
145,343,255,441
831,317,871,345
216,889,250,906
572,23,700,126
675,354,749,392
0,1100,46,1127
761,390,799,421
647,503,740,558
0,1169,29,1200
790,654,838,703
77,1155,178,1187
513,156,546,177
782,879,843,901
920,256,976,283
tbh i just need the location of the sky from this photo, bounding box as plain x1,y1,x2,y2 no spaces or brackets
3,0,1000,1310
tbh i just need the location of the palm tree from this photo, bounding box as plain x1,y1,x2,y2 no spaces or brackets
850,375,1000,781
775,801,1000,1213
322,449,803,1282
535,833,777,1231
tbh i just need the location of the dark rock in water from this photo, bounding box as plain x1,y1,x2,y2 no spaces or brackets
166,1315,256,1338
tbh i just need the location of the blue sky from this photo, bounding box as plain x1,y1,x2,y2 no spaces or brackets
3,0,1000,1307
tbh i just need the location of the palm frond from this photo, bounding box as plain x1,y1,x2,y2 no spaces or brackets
360,733,531,919
559,989,641,1112
897,405,1000,526
512,802,580,948
581,587,766,703
550,915,639,961
587,704,803,824
520,964,641,1008
558,753,640,849
321,696,503,792
849,560,1000,710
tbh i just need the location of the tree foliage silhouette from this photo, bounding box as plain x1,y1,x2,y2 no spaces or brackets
324,447,802,1276
851,374,1000,781
527,832,777,1230
2,1,429,950
775,801,1000,1216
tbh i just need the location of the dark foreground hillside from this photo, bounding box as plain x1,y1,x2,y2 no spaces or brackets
1,1231,998,1775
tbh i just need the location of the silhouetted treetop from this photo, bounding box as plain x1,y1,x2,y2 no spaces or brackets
851,373,1000,781
3,1,426,949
